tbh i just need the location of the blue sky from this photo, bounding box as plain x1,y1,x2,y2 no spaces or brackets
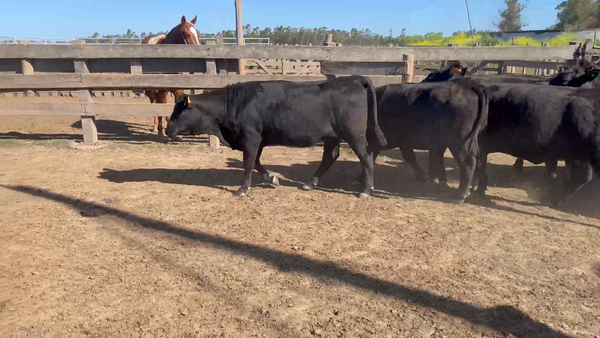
0,0,563,38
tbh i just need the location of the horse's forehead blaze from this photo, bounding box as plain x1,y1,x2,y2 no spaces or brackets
189,26,200,44
182,23,200,45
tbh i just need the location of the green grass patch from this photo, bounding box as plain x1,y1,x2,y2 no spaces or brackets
0,139,21,148
36,139,72,149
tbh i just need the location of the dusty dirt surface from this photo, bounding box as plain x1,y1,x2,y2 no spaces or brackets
1,110,600,337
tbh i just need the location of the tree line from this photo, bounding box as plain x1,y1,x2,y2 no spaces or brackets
495,0,600,31
87,0,599,46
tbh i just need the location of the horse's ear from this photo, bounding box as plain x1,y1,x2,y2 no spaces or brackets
191,16,197,25
181,16,186,25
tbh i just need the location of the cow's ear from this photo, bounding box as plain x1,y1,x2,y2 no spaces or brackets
191,16,197,25
460,67,468,76
181,16,187,25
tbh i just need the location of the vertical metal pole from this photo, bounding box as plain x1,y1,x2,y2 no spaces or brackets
464,0,476,46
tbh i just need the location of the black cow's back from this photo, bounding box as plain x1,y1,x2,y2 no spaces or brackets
481,84,598,162
376,81,482,151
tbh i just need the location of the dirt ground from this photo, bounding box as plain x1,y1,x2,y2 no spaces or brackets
1,98,600,337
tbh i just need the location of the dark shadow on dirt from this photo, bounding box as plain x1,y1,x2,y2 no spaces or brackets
467,195,600,230
97,158,600,228
0,119,207,144
1,184,577,338
377,151,600,218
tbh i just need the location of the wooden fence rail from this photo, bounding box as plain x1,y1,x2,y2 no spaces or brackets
0,44,574,62
0,41,579,147
0,41,420,147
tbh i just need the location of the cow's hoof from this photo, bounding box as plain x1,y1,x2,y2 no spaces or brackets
437,181,449,188
171,136,184,142
271,176,280,186
358,193,370,199
303,178,319,191
234,188,247,197
450,197,466,204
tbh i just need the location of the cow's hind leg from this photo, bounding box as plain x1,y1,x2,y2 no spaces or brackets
449,146,477,203
303,138,340,191
545,159,558,179
513,158,524,173
553,160,592,207
235,143,260,197
430,147,448,187
356,148,380,183
254,146,279,186
348,136,375,198
473,154,488,195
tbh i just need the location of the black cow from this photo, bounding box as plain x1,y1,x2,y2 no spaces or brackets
421,77,600,203
429,62,598,88
474,85,600,201
371,78,488,203
429,63,600,179
165,76,387,197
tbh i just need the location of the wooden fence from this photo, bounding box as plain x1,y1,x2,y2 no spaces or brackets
245,59,322,75
0,41,575,147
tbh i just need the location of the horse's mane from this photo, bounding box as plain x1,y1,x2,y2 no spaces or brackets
142,33,167,45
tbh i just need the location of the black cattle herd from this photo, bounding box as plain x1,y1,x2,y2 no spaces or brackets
165,53,600,206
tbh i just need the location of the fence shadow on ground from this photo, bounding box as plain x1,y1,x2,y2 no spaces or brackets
0,119,208,144
1,184,577,338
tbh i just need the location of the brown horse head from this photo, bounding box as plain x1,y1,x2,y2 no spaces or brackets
162,15,200,45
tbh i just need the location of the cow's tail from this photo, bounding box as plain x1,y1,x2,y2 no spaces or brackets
359,76,387,147
467,84,489,156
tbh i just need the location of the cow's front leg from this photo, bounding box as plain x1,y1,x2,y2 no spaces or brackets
255,146,279,186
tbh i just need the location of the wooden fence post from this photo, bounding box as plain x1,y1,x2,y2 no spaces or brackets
72,40,98,145
206,40,220,150
19,41,34,97
497,61,505,75
130,59,143,97
235,0,246,76
403,54,414,83
20,41,34,76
